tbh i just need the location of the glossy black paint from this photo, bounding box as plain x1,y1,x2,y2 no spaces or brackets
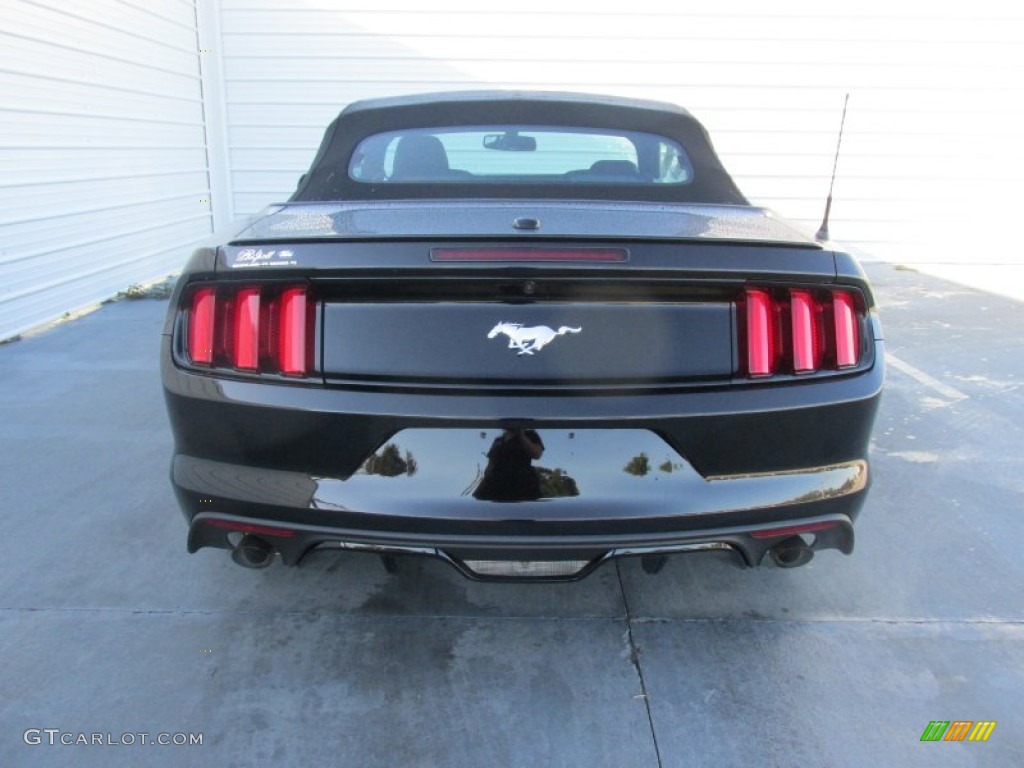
163,341,881,478
228,201,814,246
321,301,734,384
162,299,881,580
161,94,883,580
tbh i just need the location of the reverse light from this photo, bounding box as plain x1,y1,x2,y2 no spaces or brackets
184,283,313,377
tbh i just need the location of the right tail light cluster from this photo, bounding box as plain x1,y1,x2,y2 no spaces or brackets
740,287,862,377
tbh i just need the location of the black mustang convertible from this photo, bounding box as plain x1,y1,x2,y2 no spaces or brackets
161,91,883,581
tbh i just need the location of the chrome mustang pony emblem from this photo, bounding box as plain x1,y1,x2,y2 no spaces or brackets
487,322,582,355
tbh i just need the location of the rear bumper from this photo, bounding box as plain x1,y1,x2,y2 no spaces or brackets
163,337,882,579
188,509,857,581
176,451,866,578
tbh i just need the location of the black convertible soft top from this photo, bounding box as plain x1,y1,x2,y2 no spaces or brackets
290,90,749,206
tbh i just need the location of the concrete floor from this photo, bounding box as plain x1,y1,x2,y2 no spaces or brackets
1,262,1021,767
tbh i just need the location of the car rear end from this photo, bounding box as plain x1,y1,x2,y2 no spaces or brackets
161,201,882,580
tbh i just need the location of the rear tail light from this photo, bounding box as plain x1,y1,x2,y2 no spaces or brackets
832,290,860,368
187,287,217,366
740,287,862,377
744,289,779,377
789,290,822,373
232,287,261,371
184,284,314,377
278,287,310,376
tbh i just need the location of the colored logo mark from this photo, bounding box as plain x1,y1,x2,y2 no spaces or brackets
920,721,996,742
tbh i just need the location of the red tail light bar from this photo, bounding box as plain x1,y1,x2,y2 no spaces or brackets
187,287,217,366
232,287,261,371
741,287,862,378
184,284,314,377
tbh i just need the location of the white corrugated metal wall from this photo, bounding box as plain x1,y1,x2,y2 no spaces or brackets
217,0,1024,264
0,0,215,341
2,0,1022,340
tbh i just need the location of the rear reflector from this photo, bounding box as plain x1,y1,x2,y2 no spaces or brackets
741,287,862,378
204,519,296,538
187,287,216,365
750,521,839,539
431,247,628,263
183,283,312,377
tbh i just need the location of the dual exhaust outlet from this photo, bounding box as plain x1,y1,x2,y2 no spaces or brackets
228,533,815,572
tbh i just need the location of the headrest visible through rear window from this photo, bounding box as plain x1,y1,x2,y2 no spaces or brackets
390,135,450,179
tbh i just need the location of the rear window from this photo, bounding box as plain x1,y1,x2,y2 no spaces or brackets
348,126,694,185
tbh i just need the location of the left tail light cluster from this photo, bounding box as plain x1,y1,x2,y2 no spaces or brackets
183,283,314,377
739,286,863,378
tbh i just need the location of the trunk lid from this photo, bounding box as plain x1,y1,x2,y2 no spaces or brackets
217,202,835,389
231,200,819,247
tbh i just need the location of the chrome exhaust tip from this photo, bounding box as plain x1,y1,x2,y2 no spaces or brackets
230,534,274,569
769,535,814,568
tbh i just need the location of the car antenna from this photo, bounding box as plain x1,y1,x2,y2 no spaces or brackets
815,93,850,243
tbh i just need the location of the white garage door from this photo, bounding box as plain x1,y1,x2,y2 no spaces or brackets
2,0,1020,341
217,0,1023,265
0,0,214,341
